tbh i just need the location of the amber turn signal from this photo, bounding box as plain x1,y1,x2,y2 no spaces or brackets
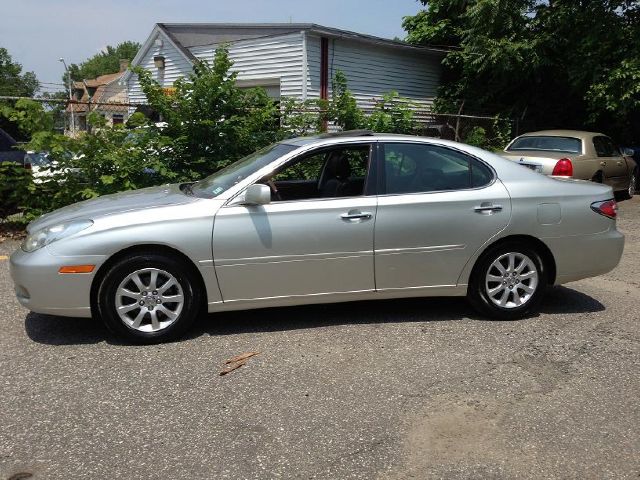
58,265,95,274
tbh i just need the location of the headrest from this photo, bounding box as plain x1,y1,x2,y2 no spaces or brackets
326,152,351,179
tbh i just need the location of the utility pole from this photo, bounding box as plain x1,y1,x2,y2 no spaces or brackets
59,58,75,135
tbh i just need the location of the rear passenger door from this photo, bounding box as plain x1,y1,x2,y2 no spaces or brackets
374,142,512,291
593,136,627,189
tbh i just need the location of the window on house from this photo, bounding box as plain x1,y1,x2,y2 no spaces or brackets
112,114,124,125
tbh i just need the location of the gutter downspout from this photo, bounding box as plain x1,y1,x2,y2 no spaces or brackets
301,30,308,101
320,37,329,131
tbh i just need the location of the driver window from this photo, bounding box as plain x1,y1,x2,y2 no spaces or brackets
261,145,371,202
272,153,325,183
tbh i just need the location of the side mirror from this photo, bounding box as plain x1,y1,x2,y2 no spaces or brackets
621,147,635,157
243,183,271,206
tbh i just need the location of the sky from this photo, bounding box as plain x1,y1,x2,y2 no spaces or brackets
0,0,423,92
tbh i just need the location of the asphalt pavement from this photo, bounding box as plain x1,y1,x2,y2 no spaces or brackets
0,198,638,479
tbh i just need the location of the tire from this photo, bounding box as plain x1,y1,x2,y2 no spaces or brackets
592,170,604,184
467,242,548,320
617,168,637,200
97,253,202,343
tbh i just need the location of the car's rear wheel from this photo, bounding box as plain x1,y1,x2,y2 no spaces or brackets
468,243,547,320
618,168,637,200
97,253,202,343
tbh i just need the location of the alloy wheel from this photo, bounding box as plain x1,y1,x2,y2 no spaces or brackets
485,252,539,309
115,268,184,332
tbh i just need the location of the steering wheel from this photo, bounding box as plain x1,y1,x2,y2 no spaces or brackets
267,179,282,201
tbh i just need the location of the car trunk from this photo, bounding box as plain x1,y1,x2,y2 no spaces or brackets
501,150,579,175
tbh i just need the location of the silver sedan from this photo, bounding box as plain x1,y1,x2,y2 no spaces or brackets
10,132,625,343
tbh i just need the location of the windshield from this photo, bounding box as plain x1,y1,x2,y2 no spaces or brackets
190,143,298,198
507,136,582,154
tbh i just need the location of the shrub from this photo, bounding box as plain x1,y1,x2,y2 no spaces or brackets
365,91,419,135
0,162,32,220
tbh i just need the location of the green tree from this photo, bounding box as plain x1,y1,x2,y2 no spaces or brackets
403,0,640,142
327,70,364,131
0,47,39,97
65,41,140,83
133,47,281,179
0,98,53,136
0,47,40,139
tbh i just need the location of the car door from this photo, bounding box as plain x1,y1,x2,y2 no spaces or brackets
212,143,377,303
593,135,627,189
374,142,511,290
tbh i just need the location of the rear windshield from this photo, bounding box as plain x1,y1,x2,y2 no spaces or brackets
507,136,582,154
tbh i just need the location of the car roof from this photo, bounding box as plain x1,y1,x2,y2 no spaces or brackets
281,131,446,148
517,130,606,139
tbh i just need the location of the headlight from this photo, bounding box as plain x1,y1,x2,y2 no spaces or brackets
21,220,93,253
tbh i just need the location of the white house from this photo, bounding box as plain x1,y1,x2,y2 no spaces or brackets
123,23,445,118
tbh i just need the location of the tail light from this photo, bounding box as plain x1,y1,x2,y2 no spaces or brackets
552,158,573,176
591,199,617,219
24,162,32,170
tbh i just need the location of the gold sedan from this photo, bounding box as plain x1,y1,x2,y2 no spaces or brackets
502,130,638,199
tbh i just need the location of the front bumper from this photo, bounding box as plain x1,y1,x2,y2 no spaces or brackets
9,246,107,318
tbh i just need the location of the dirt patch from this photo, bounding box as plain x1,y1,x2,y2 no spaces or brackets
384,397,534,479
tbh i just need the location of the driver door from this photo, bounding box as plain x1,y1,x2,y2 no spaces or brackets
212,143,377,304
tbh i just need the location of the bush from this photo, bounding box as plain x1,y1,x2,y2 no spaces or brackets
0,162,32,220
133,48,281,178
365,91,419,134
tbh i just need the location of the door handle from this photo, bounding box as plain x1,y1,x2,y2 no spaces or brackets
617,161,623,166
474,204,503,214
600,161,607,166
340,211,372,221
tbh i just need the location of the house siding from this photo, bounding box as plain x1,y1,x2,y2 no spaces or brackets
306,34,441,112
189,32,305,99
126,30,194,107
125,28,442,121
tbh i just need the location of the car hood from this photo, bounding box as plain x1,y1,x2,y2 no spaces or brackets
28,184,197,233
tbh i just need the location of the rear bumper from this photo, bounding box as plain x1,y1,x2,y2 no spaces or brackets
9,246,106,318
545,227,624,285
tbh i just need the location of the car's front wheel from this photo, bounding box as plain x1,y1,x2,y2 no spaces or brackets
97,253,202,343
468,243,548,320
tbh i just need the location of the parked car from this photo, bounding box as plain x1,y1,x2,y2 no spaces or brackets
10,132,624,343
626,146,640,164
502,130,637,199
0,127,27,166
24,151,53,183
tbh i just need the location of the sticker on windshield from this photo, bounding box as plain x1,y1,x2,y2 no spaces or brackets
213,187,224,195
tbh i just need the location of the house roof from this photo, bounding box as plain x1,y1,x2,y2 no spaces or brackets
73,72,123,91
85,71,124,88
67,70,126,113
123,23,448,85
156,23,448,55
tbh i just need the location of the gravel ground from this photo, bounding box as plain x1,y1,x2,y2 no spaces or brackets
0,198,638,479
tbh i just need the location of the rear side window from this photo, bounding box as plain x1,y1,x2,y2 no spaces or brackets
382,143,493,194
507,136,582,154
593,136,616,157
